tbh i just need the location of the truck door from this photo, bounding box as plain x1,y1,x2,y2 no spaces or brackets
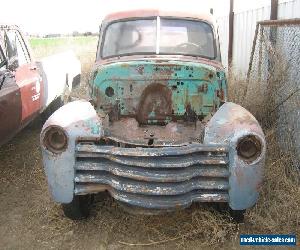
0,73,21,145
0,40,21,146
5,29,43,125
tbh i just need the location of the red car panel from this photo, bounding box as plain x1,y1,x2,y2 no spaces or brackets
15,63,43,124
0,76,22,144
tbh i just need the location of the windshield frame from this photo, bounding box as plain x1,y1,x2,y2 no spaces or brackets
99,16,218,60
0,45,7,69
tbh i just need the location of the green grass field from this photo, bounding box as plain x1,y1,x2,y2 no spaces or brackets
30,36,97,47
29,36,98,59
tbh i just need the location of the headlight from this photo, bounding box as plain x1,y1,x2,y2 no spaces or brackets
237,135,262,163
43,126,68,153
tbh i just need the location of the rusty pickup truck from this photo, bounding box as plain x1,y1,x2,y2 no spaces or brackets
0,25,81,146
40,10,266,221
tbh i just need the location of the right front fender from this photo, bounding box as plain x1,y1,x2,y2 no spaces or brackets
40,100,103,203
204,102,266,210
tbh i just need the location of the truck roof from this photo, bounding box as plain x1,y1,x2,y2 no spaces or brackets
103,9,215,25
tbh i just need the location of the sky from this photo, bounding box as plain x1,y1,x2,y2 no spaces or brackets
0,0,276,34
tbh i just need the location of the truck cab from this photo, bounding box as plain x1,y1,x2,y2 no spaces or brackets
40,10,266,221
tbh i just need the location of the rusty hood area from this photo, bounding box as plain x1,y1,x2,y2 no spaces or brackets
90,59,227,133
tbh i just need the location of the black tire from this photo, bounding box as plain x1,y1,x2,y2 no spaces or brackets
229,209,246,223
62,195,92,220
40,96,64,122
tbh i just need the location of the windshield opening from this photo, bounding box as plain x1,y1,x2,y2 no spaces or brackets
102,19,157,58
101,17,216,59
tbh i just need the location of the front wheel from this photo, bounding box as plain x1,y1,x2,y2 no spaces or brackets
229,209,246,223
62,195,92,220
40,95,64,122
41,86,71,122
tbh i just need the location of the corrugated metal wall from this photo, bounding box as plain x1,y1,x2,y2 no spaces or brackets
278,0,300,18
217,0,300,74
232,6,270,74
216,15,229,70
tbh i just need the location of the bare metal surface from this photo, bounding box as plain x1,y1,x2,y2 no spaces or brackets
75,162,229,182
76,153,227,168
106,118,206,146
75,174,229,195
76,187,229,210
74,141,229,210
76,143,228,157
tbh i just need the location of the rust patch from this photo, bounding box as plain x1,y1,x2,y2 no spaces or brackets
77,183,108,194
121,63,130,68
107,117,205,146
216,89,225,101
136,65,144,75
137,83,172,124
198,83,208,93
184,103,197,123
109,101,121,122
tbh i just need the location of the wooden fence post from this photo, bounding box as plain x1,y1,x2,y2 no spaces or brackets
228,0,234,68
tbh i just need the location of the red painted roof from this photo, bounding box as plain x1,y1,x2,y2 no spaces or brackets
104,9,215,24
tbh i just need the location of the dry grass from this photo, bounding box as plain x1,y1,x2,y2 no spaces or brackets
248,135,300,234
0,37,299,249
228,65,300,238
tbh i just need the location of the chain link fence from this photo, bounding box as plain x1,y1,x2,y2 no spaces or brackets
246,19,300,170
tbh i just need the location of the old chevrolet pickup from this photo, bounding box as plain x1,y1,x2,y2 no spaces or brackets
0,25,81,146
40,10,266,221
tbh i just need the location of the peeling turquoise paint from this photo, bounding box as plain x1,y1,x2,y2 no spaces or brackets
90,60,227,122
84,119,100,134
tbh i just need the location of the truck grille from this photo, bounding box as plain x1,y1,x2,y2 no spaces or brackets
75,143,230,210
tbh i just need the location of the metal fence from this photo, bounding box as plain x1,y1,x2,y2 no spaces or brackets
217,0,300,73
246,19,300,169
